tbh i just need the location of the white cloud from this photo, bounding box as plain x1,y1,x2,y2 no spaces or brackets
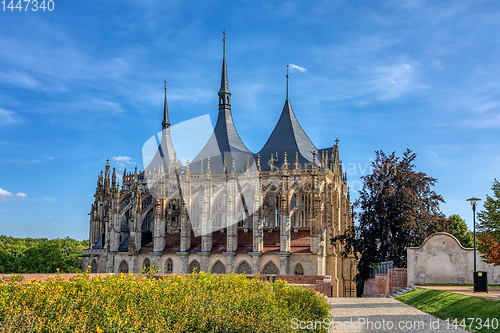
112,156,132,163
0,188,27,200
289,64,307,72
369,63,416,100
0,71,40,89
0,108,18,127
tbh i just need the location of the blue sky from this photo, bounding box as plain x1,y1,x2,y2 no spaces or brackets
0,0,499,240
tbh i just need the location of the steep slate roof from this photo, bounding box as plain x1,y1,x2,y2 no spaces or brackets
258,99,319,171
190,37,254,175
189,110,254,174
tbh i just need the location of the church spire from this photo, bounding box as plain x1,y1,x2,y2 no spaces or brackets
218,30,231,110
162,80,170,130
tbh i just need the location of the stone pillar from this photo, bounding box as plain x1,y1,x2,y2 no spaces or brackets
199,252,210,272
249,252,261,274
279,252,290,275
151,252,161,267
180,202,191,252
280,160,291,253
226,177,238,252
224,252,236,272
109,213,121,252
106,253,114,273
252,177,263,252
153,200,166,253
128,255,137,273
201,172,212,253
177,252,189,273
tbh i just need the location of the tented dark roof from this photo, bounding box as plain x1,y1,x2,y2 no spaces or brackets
258,100,319,171
189,109,255,174
118,234,129,252
92,232,104,249
145,129,176,173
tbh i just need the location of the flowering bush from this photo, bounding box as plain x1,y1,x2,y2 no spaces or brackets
0,272,330,332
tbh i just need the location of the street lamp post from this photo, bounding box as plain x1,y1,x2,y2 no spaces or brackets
466,197,483,292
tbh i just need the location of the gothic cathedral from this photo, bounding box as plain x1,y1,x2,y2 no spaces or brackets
83,36,355,296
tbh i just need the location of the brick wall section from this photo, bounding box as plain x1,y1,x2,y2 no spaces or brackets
363,268,407,296
363,273,390,295
389,268,407,291
0,273,334,296
315,280,332,297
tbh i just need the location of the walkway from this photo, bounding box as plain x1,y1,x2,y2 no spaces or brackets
326,298,467,332
420,285,500,301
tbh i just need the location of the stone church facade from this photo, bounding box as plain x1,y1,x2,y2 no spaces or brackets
83,37,355,296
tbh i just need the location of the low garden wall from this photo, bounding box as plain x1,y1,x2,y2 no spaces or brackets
363,268,407,296
407,232,500,285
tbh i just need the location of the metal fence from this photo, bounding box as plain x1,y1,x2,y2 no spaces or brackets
369,261,393,278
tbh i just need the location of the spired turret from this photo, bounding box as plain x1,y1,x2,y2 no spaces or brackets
257,68,318,171
190,31,254,174
145,81,176,176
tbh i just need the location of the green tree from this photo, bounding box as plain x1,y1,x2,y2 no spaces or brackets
477,179,500,235
477,179,500,265
448,214,474,248
0,236,88,273
332,149,451,281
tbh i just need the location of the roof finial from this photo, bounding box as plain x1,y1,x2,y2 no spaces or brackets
219,29,231,106
223,29,226,58
286,64,289,101
162,80,170,130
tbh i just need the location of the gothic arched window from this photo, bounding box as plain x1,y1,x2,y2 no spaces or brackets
294,263,304,275
236,261,252,275
188,260,200,273
143,258,151,270
118,260,129,274
142,210,153,232
211,261,226,274
90,259,98,273
262,261,279,275
165,258,173,273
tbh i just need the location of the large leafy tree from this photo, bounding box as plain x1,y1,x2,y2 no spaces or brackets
477,179,500,265
333,149,450,281
449,214,474,248
0,236,88,273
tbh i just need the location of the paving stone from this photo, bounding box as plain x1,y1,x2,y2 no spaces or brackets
325,297,467,332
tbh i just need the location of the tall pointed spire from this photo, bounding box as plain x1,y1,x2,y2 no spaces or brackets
286,64,289,101
189,31,254,175
218,29,231,110
162,80,170,130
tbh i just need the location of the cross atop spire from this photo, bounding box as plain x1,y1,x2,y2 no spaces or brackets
219,30,231,109
162,80,170,130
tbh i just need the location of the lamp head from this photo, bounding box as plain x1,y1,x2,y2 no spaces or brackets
466,197,481,209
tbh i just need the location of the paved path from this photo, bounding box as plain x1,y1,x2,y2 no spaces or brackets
326,298,467,332
420,285,500,301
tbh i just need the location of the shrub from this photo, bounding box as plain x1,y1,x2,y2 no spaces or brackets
0,272,330,332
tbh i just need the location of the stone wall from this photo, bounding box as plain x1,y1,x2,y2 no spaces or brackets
363,268,407,296
407,232,500,285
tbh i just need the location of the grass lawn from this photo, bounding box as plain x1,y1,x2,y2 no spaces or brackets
415,284,500,290
397,288,500,333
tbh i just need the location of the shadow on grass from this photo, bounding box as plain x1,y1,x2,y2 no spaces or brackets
397,289,500,333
